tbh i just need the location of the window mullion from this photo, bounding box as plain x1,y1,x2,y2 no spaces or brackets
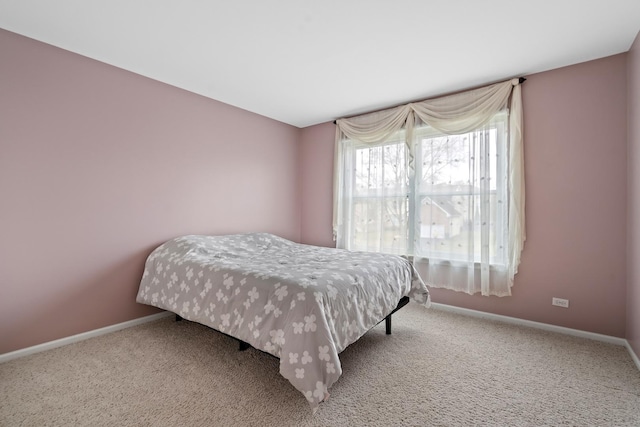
481,129,490,267
408,141,416,256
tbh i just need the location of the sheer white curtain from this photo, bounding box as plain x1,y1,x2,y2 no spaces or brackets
333,108,413,253
333,79,525,296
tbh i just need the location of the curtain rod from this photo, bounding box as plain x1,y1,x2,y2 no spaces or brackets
332,77,527,125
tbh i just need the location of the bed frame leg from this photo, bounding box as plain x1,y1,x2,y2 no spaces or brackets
383,295,409,335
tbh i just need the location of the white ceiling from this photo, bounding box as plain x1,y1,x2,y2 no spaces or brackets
1,1,639,128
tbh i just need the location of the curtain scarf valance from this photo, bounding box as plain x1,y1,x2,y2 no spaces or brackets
335,79,518,157
333,78,525,296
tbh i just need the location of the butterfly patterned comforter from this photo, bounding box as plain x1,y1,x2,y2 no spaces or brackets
136,233,430,411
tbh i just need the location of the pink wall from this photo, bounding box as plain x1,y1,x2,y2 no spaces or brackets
0,29,301,354
299,123,336,248
300,54,629,337
628,32,640,356
1,26,635,355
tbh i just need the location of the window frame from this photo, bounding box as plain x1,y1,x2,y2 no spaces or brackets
345,134,411,255
342,112,509,267
413,116,508,266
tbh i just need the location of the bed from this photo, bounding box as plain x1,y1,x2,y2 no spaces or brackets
136,232,430,411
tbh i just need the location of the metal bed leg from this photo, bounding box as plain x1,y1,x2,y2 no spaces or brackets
382,295,410,335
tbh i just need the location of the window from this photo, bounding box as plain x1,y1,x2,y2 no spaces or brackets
333,79,524,296
414,117,507,266
343,115,507,266
347,136,410,255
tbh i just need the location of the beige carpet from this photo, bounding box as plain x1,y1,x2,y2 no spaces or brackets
1,304,639,426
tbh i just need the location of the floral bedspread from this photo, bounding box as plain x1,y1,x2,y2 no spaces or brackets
136,233,430,411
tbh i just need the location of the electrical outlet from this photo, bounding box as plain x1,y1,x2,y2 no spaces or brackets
552,297,569,308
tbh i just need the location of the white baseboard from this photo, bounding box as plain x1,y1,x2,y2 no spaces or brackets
4,304,640,373
0,311,173,364
625,341,640,371
430,302,629,346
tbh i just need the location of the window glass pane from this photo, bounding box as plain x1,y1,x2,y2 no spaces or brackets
417,194,470,260
416,124,506,264
350,141,409,254
351,196,408,254
355,143,408,196
420,134,471,189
